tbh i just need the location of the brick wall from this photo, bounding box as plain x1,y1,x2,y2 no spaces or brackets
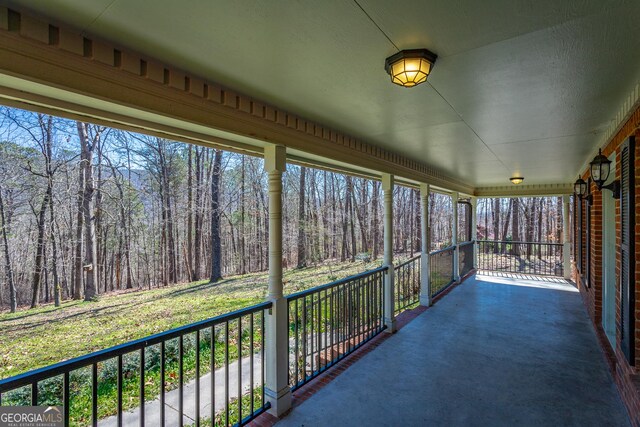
574,105,640,426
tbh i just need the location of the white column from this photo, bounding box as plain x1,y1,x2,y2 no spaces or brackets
419,183,431,306
562,194,571,280
452,192,460,281
263,145,291,416
382,173,396,333
471,196,478,270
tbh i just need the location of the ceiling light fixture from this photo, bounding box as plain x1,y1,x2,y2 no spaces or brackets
384,49,437,88
509,177,524,185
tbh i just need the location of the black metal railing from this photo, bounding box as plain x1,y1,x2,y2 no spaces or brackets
394,255,421,315
477,240,564,276
459,241,475,278
287,266,387,391
429,246,455,298
0,302,272,427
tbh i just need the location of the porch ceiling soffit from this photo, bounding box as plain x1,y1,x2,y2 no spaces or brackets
0,8,472,194
474,183,574,197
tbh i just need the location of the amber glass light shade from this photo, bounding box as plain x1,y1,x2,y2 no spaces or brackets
384,49,437,88
509,177,524,185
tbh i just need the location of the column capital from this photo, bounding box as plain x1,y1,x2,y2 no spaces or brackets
381,173,394,191
419,182,430,194
264,144,286,173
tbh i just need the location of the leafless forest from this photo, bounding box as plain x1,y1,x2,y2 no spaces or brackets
0,107,565,313
476,197,565,244
0,107,461,312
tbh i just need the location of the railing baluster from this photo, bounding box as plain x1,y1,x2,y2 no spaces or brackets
302,297,307,383
317,290,322,371
238,317,242,425
365,279,369,335
92,363,98,427
356,279,361,344
118,354,123,427
348,281,353,352
179,334,184,427
225,321,229,427
261,311,265,409
31,381,37,406
330,287,334,365
323,289,328,371
195,330,200,427
310,293,315,378
63,372,70,427
210,325,215,425
140,347,145,427
249,312,254,417
294,298,299,386
160,343,164,427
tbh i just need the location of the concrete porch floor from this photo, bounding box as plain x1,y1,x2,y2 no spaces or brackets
277,274,630,426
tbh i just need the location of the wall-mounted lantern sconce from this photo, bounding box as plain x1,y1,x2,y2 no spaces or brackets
589,149,620,199
573,176,592,205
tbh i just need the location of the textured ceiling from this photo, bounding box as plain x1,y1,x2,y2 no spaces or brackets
4,0,640,187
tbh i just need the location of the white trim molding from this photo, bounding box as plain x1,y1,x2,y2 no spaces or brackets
474,183,574,197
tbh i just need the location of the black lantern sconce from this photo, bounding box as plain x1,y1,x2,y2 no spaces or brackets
573,176,592,205
589,149,620,199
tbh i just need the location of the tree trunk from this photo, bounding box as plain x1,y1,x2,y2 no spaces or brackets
48,184,61,307
187,145,194,281
0,185,17,312
240,156,247,273
501,199,512,252
556,197,563,243
297,166,306,268
31,193,49,308
77,122,99,301
73,156,84,299
210,149,223,282
346,176,356,261
352,179,369,254
372,181,379,260
512,198,520,256
492,198,500,253
193,147,203,280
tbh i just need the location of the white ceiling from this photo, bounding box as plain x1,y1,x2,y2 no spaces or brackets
4,0,640,187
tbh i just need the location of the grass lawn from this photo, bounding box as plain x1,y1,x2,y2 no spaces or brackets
0,259,385,380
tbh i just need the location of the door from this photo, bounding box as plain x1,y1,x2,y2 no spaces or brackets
602,152,616,347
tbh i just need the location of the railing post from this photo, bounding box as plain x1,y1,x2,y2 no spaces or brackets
471,196,478,270
452,192,460,282
382,173,396,333
562,194,571,280
263,144,292,416
419,183,431,306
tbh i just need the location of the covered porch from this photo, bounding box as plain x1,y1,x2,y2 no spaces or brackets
278,274,628,426
0,1,639,426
